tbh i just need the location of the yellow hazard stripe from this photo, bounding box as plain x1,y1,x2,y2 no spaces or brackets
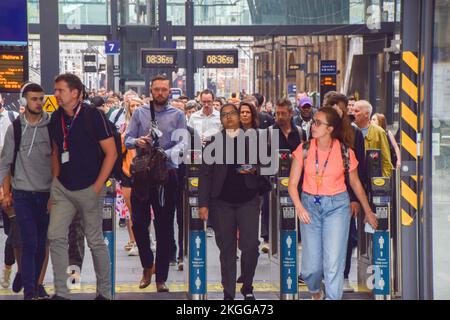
401,131,417,160
401,74,418,103
401,181,418,210
401,102,418,131
402,209,414,226
402,52,419,74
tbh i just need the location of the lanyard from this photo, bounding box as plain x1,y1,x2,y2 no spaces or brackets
61,103,82,151
315,139,334,194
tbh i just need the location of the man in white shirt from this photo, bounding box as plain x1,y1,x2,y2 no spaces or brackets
188,89,222,145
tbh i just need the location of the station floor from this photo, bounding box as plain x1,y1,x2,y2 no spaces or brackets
0,221,370,300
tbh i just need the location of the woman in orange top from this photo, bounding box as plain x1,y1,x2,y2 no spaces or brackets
288,107,377,300
120,98,142,255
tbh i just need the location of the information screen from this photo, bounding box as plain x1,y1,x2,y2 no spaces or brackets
0,49,27,93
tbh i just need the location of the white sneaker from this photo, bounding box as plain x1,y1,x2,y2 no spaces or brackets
206,227,214,238
261,242,270,254
1,268,12,289
128,244,139,256
343,279,354,293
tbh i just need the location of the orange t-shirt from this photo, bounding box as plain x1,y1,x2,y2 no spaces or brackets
292,139,358,196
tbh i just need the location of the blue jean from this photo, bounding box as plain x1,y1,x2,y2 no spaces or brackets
300,192,351,300
13,190,50,298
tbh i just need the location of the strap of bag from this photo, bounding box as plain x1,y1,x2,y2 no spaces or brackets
11,118,22,177
8,111,16,123
113,108,124,125
149,101,160,147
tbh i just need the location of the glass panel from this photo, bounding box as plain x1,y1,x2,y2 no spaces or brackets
119,0,153,25
167,0,397,26
59,0,109,25
28,0,40,24
28,0,109,25
431,0,450,300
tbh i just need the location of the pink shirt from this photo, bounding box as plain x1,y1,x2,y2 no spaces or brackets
292,139,358,196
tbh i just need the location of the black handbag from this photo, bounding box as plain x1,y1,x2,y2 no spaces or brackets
130,102,169,201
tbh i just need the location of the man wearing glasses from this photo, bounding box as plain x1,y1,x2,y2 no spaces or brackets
188,89,222,146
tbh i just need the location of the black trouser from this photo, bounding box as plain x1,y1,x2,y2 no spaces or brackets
260,193,270,243
175,165,185,260
210,196,261,298
344,217,357,279
131,170,177,283
2,210,15,266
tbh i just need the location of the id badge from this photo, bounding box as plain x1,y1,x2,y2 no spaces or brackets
61,151,70,164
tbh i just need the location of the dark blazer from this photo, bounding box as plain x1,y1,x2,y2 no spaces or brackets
198,130,260,208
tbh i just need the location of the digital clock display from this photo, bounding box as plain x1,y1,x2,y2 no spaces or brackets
0,48,27,93
202,50,238,68
141,49,177,68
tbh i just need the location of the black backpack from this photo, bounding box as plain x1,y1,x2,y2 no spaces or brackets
84,106,124,180
11,117,52,177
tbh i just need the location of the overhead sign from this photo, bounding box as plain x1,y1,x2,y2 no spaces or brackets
105,40,120,55
141,49,177,68
320,60,337,75
84,65,97,73
0,47,27,93
289,63,304,71
84,55,97,62
320,60,337,106
43,95,58,113
201,50,238,68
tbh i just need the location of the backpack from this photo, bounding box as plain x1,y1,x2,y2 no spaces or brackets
7,111,16,123
299,139,350,191
11,117,52,177
112,108,124,127
84,106,124,180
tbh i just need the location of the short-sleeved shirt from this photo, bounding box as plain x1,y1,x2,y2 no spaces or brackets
292,138,358,196
50,103,112,191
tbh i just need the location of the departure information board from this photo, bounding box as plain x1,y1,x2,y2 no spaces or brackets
0,48,27,93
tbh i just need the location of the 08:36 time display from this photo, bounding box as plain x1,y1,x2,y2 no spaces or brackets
145,54,174,65
206,55,234,65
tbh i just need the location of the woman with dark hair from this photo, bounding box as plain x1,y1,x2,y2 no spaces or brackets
239,100,259,130
198,103,261,300
288,107,378,300
371,113,401,169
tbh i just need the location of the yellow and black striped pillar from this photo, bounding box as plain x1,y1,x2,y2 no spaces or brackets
400,51,420,227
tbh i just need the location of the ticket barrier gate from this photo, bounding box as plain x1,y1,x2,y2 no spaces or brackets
370,176,391,300
269,149,298,300
184,149,207,300
102,178,116,299
357,149,395,299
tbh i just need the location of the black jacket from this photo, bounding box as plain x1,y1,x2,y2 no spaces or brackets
349,124,367,202
198,130,260,208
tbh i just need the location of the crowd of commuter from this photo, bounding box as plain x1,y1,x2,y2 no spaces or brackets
0,72,398,300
